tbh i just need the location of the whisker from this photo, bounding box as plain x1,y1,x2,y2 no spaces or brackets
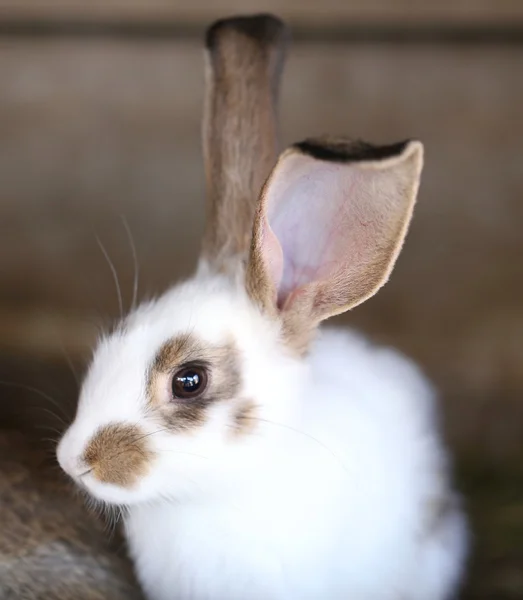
128,428,170,443
0,379,70,421
96,428,169,465
82,312,110,339
58,338,81,387
96,234,124,320
33,406,68,428
155,449,211,461
101,502,123,539
121,215,140,312
34,423,65,436
100,427,212,466
44,454,63,468
41,436,61,446
245,416,350,475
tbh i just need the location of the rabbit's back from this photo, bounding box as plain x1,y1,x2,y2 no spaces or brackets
302,327,468,597
309,327,438,434
306,326,446,498
0,429,143,600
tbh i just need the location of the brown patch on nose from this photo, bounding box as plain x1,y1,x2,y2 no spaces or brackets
231,399,258,437
148,333,242,431
83,423,153,487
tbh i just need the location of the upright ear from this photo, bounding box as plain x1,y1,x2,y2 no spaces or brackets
246,138,424,348
201,14,288,270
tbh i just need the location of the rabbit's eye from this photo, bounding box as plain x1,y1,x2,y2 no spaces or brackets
171,366,208,399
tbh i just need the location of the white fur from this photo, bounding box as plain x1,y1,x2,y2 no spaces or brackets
57,270,468,600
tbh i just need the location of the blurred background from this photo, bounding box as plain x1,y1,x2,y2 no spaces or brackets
0,1,521,597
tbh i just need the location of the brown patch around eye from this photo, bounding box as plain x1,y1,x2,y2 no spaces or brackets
83,423,153,487
148,333,242,431
152,332,202,374
231,399,258,437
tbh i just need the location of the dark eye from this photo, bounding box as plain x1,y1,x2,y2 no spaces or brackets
171,366,208,399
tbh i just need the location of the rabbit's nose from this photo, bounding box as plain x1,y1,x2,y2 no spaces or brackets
57,452,84,479
81,422,152,488
56,432,87,480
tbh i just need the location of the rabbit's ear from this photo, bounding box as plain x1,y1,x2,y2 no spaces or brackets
246,138,423,348
201,14,288,270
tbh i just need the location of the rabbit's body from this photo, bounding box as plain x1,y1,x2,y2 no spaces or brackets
119,295,466,600
57,13,469,600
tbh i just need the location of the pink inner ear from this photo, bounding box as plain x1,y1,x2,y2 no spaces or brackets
263,156,391,310
259,214,284,304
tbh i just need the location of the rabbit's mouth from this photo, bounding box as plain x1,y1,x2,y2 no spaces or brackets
57,419,158,505
68,461,165,507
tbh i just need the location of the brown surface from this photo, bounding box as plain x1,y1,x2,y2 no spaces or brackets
0,6,521,597
0,39,521,454
0,428,144,599
0,0,522,26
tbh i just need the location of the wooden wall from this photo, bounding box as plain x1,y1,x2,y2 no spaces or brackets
0,1,522,458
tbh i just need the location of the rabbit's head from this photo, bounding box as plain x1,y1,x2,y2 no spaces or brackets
57,14,423,506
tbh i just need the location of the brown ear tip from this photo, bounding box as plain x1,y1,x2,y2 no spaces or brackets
205,13,289,50
292,138,421,164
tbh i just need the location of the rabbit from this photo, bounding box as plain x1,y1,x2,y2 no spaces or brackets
0,428,143,599
56,13,469,600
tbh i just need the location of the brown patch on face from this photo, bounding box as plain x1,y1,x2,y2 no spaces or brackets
151,332,202,374
231,399,258,437
148,333,242,432
83,423,152,487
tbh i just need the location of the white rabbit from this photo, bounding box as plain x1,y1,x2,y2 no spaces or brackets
57,13,468,600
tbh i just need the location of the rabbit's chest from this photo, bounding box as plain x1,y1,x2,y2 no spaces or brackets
124,496,344,600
